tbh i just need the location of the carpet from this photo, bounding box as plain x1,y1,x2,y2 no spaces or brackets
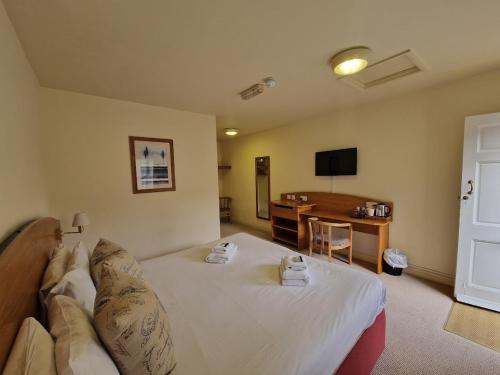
445,302,500,353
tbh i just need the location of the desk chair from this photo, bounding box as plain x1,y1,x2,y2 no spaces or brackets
219,197,232,223
308,217,352,264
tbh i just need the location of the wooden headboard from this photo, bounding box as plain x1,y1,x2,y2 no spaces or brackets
0,217,60,371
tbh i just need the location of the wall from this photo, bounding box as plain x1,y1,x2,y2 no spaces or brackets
0,2,48,241
40,88,220,259
220,68,500,285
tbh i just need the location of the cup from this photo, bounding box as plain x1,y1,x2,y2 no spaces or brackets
367,208,375,216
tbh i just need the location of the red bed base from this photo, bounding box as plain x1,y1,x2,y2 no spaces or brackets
335,310,386,375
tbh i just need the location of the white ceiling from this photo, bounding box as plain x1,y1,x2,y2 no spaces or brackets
4,0,500,138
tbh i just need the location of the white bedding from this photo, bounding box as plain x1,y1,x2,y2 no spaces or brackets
141,233,386,375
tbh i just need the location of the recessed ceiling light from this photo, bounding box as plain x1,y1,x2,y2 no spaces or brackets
224,128,239,136
331,47,371,76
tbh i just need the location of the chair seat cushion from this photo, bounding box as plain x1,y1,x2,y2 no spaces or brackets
315,236,350,247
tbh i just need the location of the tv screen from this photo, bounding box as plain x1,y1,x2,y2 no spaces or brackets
315,148,357,176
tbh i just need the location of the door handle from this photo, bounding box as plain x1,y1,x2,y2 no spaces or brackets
467,180,474,195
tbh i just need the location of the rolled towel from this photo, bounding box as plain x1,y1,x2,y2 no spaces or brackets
213,242,238,254
283,255,307,271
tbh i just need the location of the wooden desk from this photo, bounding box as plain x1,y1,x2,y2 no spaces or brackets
271,192,393,274
300,210,391,274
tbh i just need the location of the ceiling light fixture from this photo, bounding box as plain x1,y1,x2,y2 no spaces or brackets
239,77,277,100
224,128,239,136
240,83,265,100
331,47,371,76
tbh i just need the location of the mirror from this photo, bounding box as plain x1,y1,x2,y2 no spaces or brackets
255,156,271,220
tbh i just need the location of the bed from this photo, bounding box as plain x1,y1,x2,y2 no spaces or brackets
0,218,386,374
142,233,386,375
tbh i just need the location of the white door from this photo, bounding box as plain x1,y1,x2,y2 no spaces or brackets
455,113,500,312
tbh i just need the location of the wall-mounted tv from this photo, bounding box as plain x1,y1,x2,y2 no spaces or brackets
315,148,357,176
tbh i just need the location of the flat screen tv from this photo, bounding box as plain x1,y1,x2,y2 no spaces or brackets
315,148,357,176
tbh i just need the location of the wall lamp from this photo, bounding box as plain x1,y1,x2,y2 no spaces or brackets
56,213,90,240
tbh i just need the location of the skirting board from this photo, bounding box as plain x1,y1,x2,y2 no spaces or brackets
353,251,455,287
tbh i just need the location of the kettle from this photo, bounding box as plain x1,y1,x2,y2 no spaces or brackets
375,203,391,217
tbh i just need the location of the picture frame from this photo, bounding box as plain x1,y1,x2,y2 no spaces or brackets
129,136,176,193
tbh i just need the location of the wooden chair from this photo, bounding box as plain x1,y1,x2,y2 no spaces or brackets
219,197,232,223
308,217,353,264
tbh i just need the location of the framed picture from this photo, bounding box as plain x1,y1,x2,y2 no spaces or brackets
129,136,176,193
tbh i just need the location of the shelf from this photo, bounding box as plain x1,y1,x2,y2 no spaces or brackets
272,224,298,233
218,165,231,170
273,235,297,246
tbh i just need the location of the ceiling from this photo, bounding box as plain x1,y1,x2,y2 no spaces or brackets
4,0,500,138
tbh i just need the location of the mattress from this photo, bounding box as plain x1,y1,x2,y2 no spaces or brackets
141,233,386,375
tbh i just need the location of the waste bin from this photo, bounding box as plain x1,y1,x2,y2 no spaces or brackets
383,248,407,276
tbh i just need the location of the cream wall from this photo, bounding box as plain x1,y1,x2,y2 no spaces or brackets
0,2,48,241
220,68,500,285
40,88,220,259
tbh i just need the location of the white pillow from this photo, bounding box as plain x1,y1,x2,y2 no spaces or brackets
46,241,96,316
68,241,90,271
3,317,57,375
49,295,120,375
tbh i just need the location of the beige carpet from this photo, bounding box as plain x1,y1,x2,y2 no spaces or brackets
221,223,500,374
445,302,500,353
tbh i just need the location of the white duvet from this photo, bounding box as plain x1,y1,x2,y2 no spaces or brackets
141,233,386,375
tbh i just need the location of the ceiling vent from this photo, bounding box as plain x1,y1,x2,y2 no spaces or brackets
340,49,426,90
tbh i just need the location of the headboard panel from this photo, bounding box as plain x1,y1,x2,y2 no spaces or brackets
280,192,393,215
0,217,60,371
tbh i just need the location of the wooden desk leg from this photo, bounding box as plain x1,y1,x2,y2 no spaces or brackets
377,225,389,274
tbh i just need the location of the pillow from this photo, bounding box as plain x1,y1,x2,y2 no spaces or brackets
3,317,57,375
46,241,96,316
94,264,176,375
67,241,90,271
48,295,119,375
39,244,71,300
90,238,143,287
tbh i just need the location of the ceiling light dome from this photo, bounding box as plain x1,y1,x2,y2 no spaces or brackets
224,128,239,136
331,47,371,76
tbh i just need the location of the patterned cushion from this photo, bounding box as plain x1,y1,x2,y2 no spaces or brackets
90,238,143,287
93,264,176,375
3,318,57,375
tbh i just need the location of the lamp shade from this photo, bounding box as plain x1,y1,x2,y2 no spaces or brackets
72,213,90,227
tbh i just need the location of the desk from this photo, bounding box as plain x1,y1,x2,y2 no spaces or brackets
300,210,390,274
270,192,393,274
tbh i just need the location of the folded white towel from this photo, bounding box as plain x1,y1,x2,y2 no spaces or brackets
205,255,227,264
283,255,307,271
213,242,238,254
280,260,311,281
279,269,309,287
205,245,236,264
281,278,309,287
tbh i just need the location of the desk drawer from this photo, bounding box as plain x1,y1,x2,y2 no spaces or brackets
271,205,297,221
